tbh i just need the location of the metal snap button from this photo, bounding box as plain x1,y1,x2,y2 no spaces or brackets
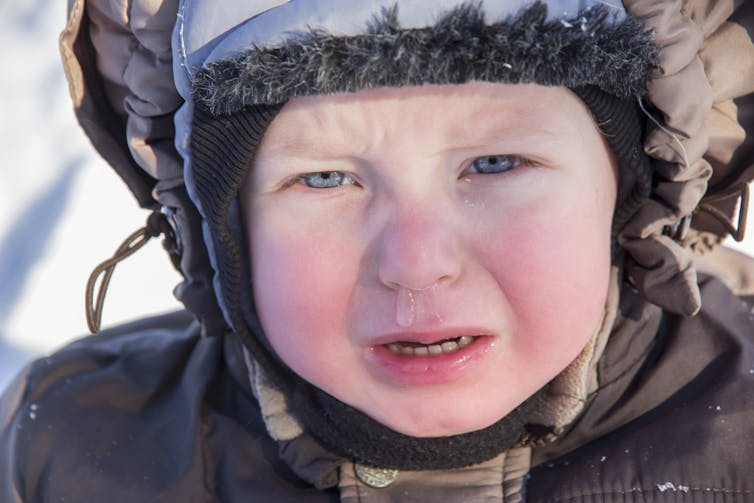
354,463,399,488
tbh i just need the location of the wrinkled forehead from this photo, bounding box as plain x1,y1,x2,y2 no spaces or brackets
173,0,626,94
258,82,584,151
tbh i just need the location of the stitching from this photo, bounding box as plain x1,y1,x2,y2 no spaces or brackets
177,0,192,82
550,486,754,502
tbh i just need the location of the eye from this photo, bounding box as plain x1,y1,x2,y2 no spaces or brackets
466,155,523,175
298,171,357,189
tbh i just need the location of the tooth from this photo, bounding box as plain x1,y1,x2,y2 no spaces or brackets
387,336,477,357
441,341,458,353
414,346,429,356
428,344,443,355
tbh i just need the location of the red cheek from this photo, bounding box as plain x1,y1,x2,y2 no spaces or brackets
479,214,610,347
251,228,355,338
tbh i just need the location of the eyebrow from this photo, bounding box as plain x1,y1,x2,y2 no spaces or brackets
261,136,357,161
450,121,564,146
450,98,566,136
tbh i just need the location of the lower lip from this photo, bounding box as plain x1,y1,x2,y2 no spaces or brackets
364,336,494,386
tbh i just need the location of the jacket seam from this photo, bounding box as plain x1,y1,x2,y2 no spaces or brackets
549,486,754,502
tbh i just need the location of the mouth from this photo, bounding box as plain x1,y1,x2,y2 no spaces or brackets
384,335,476,357
366,332,493,386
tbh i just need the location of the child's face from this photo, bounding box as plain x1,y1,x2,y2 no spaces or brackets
243,82,617,437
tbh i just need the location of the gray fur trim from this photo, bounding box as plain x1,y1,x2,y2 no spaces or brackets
194,2,657,116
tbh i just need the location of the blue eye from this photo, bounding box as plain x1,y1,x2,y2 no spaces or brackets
468,155,522,174
299,171,356,189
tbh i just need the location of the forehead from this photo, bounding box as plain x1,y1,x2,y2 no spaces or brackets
258,82,593,154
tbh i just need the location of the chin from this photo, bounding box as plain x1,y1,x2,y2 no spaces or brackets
375,403,509,438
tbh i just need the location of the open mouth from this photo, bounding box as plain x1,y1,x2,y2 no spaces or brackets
368,333,492,385
384,335,477,357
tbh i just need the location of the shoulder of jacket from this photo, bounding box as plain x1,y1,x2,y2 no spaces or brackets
0,310,331,502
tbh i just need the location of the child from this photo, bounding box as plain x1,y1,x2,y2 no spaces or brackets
2,0,754,500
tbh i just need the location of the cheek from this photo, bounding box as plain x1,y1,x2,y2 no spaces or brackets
250,219,358,358
480,192,613,357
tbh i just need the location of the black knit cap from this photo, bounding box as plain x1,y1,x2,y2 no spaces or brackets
188,2,655,470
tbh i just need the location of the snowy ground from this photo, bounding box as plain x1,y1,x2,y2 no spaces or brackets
1,3,753,392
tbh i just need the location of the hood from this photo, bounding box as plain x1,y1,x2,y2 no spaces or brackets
61,0,754,328
60,0,754,470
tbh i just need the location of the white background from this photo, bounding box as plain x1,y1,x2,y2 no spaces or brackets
1,2,753,391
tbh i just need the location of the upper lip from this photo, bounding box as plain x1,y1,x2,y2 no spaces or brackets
369,328,493,347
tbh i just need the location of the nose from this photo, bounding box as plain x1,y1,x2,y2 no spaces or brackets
376,202,462,291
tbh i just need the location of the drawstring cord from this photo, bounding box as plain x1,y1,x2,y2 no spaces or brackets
85,210,179,333
696,182,749,243
664,183,749,243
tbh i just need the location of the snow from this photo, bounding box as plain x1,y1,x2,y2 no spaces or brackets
657,482,690,493
1,2,754,393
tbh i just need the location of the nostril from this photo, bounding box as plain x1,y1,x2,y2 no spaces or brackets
376,235,461,291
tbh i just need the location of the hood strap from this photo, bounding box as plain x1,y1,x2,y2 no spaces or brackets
85,210,179,333
695,182,750,243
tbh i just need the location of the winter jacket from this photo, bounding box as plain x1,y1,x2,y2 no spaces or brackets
2,0,754,501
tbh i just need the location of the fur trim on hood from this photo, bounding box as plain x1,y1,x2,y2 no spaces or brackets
193,3,656,115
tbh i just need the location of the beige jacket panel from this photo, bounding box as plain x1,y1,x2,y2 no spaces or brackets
338,448,531,503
